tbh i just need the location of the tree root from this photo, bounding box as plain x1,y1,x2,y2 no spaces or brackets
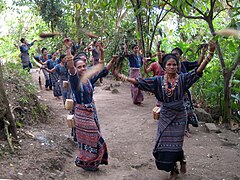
3,118,14,153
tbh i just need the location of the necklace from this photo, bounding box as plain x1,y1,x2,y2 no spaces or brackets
163,74,178,97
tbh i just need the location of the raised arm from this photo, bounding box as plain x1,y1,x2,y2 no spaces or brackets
196,40,216,74
104,37,110,49
123,43,129,55
113,70,138,85
197,44,208,65
156,41,163,64
63,38,75,75
106,55,118,71
143,58,152,74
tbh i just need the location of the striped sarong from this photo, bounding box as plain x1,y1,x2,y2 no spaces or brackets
129,68,144,104
59,78,72,105
74,103,108,171
153,100,186,172
49,73,61,97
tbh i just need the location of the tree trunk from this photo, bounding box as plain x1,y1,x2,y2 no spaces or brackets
223,73,232,124
208,20,240,124
0,62,17,140
75,3,81,37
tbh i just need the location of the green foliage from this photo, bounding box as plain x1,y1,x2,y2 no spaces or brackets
0,0,239,123
2,61,52,125
0,0,6,12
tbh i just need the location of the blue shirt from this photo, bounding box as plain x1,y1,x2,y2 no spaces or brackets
137,70,202,103
69,67,109,104
19,42,34,65
181,61,198,73
127,54,143,68
55,64,68,81
34,54,52,62
46,59,59,70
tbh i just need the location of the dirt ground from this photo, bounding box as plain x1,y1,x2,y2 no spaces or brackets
0,68,240,180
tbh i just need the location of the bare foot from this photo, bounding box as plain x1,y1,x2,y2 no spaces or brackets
184,131,192,138
168,172,178,180
56,97,61,100
180,162,187,174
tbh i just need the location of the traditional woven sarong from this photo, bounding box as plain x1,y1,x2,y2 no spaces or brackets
153,100,186,172
49,73,61,97
74,103,108,171
183,91,199,127
129,68,144,104
59,79,72,105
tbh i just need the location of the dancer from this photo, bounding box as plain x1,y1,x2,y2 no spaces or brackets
19,38,37,71
171,45,208,135
43,54,71,105
115,40,215,179
123,43,144,105
63,37,116,171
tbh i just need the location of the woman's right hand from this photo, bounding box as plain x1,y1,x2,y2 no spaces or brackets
63,38,72,49
66,55,74,62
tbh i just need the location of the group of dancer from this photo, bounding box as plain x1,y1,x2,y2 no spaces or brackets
19,35,216,179
18,37,109,106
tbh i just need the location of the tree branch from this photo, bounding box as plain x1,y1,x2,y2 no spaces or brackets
185,0,206,17
162,0,204,20
213,8,229,20
209,0,217,20
215,41,227,75
226,0,233,8
158,7,172,23
229,46,240,73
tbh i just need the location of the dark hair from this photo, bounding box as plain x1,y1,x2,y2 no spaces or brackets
74,52,88,61
132,44,138,50
20,38,25,43
73,58,86,67
41,48,47,54
59,54,66,62
162,53,179,69
171,47,183,56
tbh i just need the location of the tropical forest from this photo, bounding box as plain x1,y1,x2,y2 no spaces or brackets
0,0,239,179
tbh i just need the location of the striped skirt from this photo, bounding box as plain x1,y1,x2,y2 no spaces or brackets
153,100,186,172
129,68,144,104
74,103,108,171
49,73,61,97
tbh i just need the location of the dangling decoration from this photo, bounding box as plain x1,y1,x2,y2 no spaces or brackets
163,74,178,97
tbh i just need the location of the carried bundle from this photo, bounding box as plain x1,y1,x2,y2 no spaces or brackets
39,32,63,39
152,106,161,120
215,28,239,39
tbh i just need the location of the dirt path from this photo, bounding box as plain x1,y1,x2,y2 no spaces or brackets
1,69,240,180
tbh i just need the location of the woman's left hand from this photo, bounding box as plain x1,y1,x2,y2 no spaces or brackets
209,40,216,53
98,42,104,53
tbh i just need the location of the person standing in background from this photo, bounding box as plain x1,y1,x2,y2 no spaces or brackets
19,38,37,71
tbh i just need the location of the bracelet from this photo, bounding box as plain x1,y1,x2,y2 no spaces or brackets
67,59,73,62
207,54,213,59
66,55,73,61
205,56,211,63
120,74,128,82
